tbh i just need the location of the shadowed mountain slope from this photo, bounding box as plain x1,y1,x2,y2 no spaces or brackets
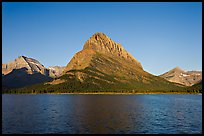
2,67,53,88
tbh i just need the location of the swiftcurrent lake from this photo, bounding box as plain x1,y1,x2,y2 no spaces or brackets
2,94,202,134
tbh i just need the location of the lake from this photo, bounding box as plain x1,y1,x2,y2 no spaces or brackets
2,94,202,134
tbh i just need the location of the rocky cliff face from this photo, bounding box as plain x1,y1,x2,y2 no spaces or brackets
159,67,202,86
64,32,142,73
83,32,142,68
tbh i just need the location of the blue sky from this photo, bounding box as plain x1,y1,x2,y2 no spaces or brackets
2,2,202,75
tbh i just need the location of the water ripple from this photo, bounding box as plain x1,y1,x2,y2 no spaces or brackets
2,94,202,134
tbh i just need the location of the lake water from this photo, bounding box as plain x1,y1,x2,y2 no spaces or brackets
2,94,202,134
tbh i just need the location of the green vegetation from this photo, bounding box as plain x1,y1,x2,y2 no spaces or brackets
181,83,202,93
3,32,202,95
2,67,202,94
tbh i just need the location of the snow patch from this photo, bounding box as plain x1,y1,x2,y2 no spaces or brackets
29,61,41,66
48,67,55,71
180,73,190,77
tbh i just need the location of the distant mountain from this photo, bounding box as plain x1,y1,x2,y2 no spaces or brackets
19,32,181,93
48,66,66,78
2,56,53,88
2,56,67,88
194,79,202,86
2,56,49,76
183,79,202,93
2,67,53,88
159,67,202,86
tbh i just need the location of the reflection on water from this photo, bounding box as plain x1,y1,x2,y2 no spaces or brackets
70,95,140,133
2,94,202,134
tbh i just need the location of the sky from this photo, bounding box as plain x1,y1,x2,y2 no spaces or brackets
2,2,202,75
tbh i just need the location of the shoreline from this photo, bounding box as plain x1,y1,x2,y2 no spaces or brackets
2,92,202,95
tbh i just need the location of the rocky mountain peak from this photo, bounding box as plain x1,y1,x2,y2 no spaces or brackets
2,56,48,76
82,32,142,68
19,55,26,58
16,55,28,62
92,32,109,41
172,66,184,72
64,32,143,73
2,55,67,79
3,56,29,75
160,67,202,86
83,32,122,52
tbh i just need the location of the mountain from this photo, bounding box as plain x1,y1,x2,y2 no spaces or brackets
182,79,202,93
48,66,66,78
63,32,142,73
159,67,202,86
21,32,180,94
5,32,185,94
2,56,49,76
194,79,202,86
2,67,53,88
2,56,53,88
2,56,67,88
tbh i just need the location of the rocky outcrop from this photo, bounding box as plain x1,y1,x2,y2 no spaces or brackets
84,32,142,68
48,66,66,78
159,67,202,86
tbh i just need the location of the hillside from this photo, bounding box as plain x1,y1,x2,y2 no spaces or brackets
5,32,185,94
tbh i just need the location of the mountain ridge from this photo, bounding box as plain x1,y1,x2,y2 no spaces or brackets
2,56,65,77
3,32,201,93
2,56,48,75
159,67,202,86
40,32,182,93
2,56,65,88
